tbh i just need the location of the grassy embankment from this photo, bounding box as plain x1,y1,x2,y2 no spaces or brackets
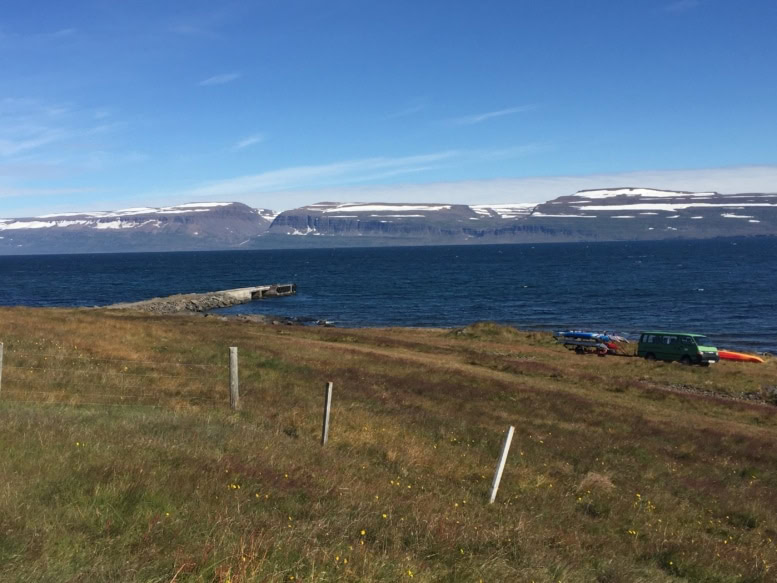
1,307,776,582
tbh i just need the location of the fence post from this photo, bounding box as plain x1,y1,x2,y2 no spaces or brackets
0,342,3,397
488,425,515,504
229,347,239,410
321,382,333,445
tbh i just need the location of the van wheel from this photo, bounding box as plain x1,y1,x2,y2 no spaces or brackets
680,355,692,365
645,353,656,361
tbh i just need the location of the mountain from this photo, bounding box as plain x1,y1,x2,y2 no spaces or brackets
260,189,777,246
2,189,775,254
0,202,275,254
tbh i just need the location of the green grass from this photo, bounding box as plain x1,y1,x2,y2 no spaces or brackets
1,308,776,582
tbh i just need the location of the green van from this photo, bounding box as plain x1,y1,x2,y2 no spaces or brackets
637,331,719,365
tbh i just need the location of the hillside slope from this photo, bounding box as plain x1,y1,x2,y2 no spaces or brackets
1,309,776,581
0,202,275,254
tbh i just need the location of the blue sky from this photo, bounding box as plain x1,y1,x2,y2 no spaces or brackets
2,0,777,216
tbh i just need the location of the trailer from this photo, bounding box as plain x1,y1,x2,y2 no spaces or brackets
554,331,627,356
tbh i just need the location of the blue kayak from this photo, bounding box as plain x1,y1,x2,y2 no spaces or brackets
555,331,629,343
555,330,613,342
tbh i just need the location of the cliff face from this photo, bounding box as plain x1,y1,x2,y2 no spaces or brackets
269,203,490,240
0,203,275,254
264,190,777,245
266,201,571,242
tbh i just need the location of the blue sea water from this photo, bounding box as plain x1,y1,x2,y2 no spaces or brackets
1,238,775,353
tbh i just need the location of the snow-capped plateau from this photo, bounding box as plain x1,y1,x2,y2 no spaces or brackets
1,188,775,254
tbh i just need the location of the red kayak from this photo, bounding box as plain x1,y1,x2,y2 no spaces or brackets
718,350,764,363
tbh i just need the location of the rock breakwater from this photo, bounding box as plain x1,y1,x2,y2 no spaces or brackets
106,284,296,314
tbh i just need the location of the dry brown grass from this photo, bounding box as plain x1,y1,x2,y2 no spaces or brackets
1,310,776,582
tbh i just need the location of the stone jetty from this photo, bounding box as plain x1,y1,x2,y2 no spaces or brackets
106,284,296,314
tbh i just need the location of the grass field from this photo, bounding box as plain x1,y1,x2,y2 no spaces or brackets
1,307,776,582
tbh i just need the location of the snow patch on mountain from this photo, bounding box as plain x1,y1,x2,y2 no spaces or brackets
33,202,238,220
0,220,90,230
579,202,777,212
319,203,452,213
470,203,537,219
532,212,597,218
574,188,717,199
371,214,426,218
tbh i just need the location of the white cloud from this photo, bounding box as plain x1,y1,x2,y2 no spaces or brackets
199,72,241,86
231,165,777,211
233,134,265,150
446,105,536,126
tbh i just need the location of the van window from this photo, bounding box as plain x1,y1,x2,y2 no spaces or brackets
664,336,677,344
680,337,692,345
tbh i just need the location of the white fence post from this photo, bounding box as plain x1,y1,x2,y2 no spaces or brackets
229,347,239,410
321,382,333,445
488,425,515,504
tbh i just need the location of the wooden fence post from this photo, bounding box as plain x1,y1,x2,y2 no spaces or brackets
321,382,333,445
488,425,515,504
229,347,239,410
0,342,3,397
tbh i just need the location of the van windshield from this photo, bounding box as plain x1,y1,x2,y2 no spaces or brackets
694,336,711,346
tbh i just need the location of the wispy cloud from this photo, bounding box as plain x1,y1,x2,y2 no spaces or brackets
664,0,701,12
386,100,428,120
0,26,78,50
472,143,555,161
171,24,221,39
0,99,74,157
0,97,143,198
199,72,241,86
446,105,536,126
0,128,68,157
183,151,460,198
169,145,551,203
48,28,77,39
233,134,265,150
170,7,239,40
0,185,96,200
